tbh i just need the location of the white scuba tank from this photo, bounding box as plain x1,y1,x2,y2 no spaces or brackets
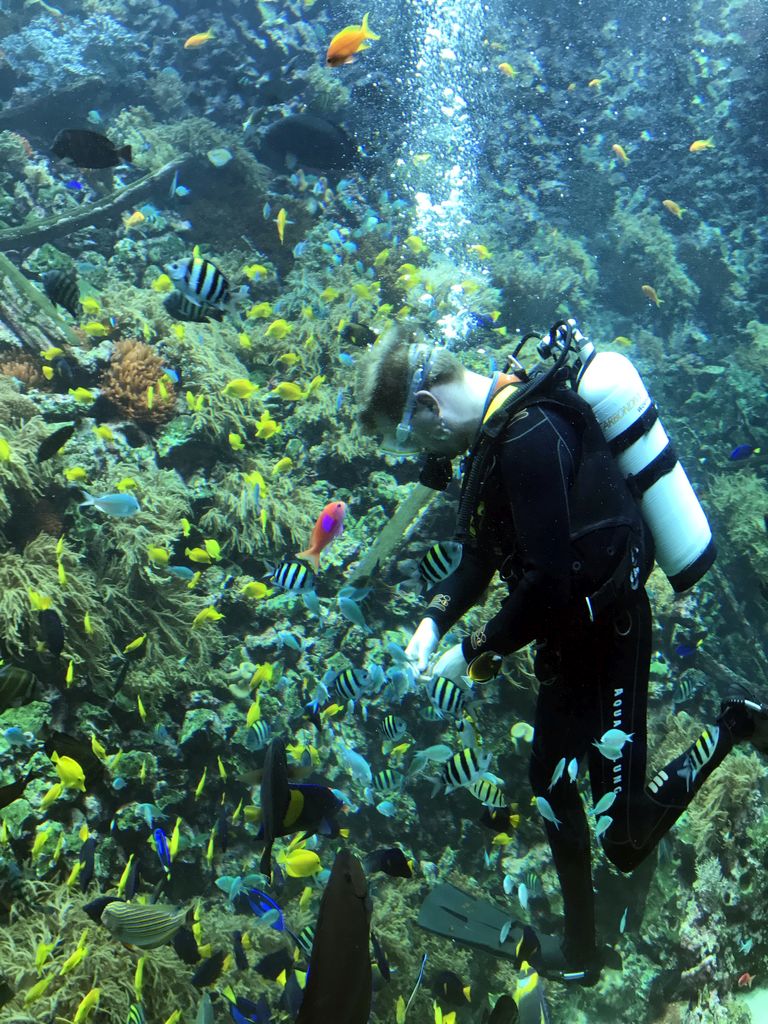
571,333,715,593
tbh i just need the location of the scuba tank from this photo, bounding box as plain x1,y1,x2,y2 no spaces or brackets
556,320,715,593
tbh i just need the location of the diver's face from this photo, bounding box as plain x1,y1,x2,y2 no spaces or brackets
380,401,467,459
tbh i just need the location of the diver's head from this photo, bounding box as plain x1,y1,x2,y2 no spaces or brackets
355,321,491,459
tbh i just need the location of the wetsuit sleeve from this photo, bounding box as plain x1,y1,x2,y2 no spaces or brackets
421,545,496,637
460,405,580,658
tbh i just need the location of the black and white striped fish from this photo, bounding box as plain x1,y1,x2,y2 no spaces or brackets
165,256,233,310
42,267,81,318
440,748,491,792
163,290,223,323
245,720,271,751
272,560,316,593
333,667,370,702
418,541,463,586
427,675,466,718
381,714,407,742
372,768,404,793
467,777,507,808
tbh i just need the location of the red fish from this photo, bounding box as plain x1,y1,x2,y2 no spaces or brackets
738,973,755,988
297,501,347,571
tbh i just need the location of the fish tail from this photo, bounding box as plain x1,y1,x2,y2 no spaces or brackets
296,548,321,572
362,11,380,38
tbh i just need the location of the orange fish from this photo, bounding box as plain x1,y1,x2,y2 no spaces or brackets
326,13,379,67
662,199,683,219
611,144,629,164
184,27,214,49
296,500,347,571
738,973,755,989
641,284,662,306
689,138,714,152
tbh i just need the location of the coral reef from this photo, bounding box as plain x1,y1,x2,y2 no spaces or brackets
101,339,178,426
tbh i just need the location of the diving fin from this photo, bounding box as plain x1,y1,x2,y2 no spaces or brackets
418,883,621,985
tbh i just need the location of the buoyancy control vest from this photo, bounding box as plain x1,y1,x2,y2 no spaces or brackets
455,378,651,620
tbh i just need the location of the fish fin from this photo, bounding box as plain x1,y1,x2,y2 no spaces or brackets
296,549,321,572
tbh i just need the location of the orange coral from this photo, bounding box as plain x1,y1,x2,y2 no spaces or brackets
101,339,177,426
0,353,43,388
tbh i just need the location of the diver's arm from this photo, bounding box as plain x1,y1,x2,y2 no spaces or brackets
462,405,579,659
420,544,496,637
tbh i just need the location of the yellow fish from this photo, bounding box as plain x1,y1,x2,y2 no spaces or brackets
321,286,341,301
204,539,221,560
241,581,272,600
279,848,322,877
272,456,293,476
587,77,604,88
275,208,289,244
116,477,138,492
93,425,114,442
498,62,518,77
81,298,100,317
31,828,52,860
40,782,63,809
185,546,212,564
123,210,146,229
612,336,633,348
243,263,269,280
228,432,245,451
195,767,207,798
662,199,684,219
124,634,147,653
271,381,306,401
404,235,426,254
265,318,293,340
467,244,491,260
73,988,100,1024
192,607,224,627
117,855,135,897
238,332,252,349
65,660,74,686
247,301,273,319
184,27,214,48
137,694,147,722
41,346,64,359
611,143,630,164
250,662,273,687
246,698,262,727
148,546,170,564
223,378,259,399
52,752,86,791
641,283,663,306
68,387,95,402
411,153,431,164
42,365,54,380
689,137,714,152
276,352,300,367
81,322,110,338
24,973,55,1005
151,274,174,293
0,439,10,461
373,249,390,266
59,943,88,976
256,416,281,439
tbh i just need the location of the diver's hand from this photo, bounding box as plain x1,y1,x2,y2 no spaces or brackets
431,642,468,683
405,618,440,675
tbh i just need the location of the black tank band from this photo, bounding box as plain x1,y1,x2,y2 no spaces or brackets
608,403,659,456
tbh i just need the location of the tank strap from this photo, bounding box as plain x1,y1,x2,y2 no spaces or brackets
626,442,678,499
609,403,659,456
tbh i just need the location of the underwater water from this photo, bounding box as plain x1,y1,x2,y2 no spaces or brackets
0,0,766,1021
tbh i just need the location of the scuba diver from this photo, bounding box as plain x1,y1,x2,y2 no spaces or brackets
354,318,768,987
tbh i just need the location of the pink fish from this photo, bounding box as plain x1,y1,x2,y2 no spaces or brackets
296,500,347,571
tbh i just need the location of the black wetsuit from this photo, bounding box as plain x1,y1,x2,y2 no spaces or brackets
423,387,739,966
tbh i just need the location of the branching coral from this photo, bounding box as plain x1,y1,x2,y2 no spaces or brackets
101,339,178,426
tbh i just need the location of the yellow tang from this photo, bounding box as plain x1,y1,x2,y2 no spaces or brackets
280,848,321,878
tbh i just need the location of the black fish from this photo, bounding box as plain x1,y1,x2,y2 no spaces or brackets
255,947,293,980
280,973,305,1017
431,970,470,1006
78,836,96,891
256,783,342,843
123,857,140,900
480,806,519,835
362,847,412,879
295,848,371,1024
371,930,390,982
484,994,519,1024
192,949,226,988
232,930,248,970
259,738,291,877
0,663,38,710
37,423,77,463
39,608,64,656
172,926,200,965
340,322,376,347
0,771,32,810
52,129,132,169
82,895,122,922
261,114,357,172
163,291,224,324
226,994,270,1024
42,268,81,317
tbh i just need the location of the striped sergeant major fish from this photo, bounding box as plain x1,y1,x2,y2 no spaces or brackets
467,777,507,808
163,290,223,324
333,667,370,702
427,675,466,718
418,541,463,586
165,255,248,315
271,560,316,593
439,747,492,794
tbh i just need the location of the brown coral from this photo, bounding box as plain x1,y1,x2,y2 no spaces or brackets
101,339,177,426
0,352,43,388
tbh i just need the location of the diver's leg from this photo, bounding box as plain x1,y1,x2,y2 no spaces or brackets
529,623,598,969
588,588,747,872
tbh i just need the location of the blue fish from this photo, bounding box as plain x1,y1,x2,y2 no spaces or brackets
166,565,196,581
335,389,344,412
225,994,271,1024
338,353,355,366
729,444,760,461
244,888,285,931
674,642,701,658
153,827,171,873
337,596,371,633
65,179,84,191
79,491,140,517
